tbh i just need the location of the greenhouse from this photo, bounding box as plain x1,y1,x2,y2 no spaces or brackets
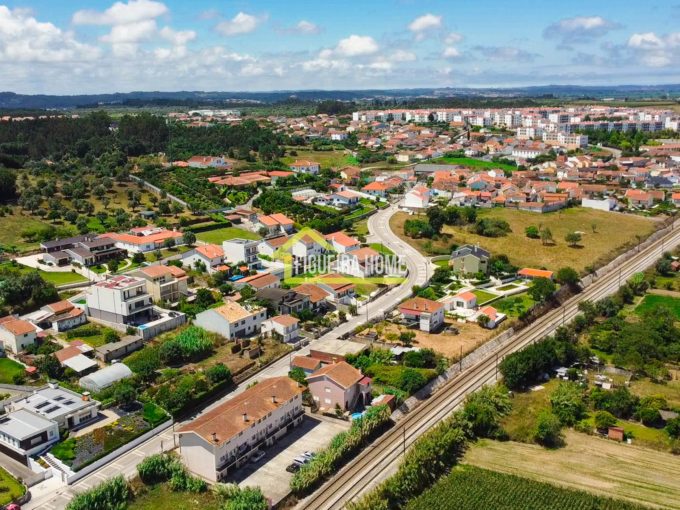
79,363,133,392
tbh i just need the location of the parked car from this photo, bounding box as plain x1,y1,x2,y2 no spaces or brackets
286,462,301,473
251,450,265,463
293,455,309,466
301,451,315,460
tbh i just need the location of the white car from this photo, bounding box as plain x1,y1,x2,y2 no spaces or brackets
250,450,265,463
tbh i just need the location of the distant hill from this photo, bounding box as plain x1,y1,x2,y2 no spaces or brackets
0,84,679,110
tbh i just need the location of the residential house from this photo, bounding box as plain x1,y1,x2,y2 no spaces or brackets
95,335,144,362
101,226,183,253
335,247,381,278
474,305,506,329
452,291,477,310
54,342,97,375
316,273,356,305
41,235,124,267
222,238,260,269
625,189,654,208
254,288,310,315
176,376,304,482
257,235,289,257
257,214,295,236
187,155,230,169
306,361,371,411
133,265,188,304
324,232,361,254
290,356,322,375
362,181,390,198
330,190,361,208
182,244,225,273
235,271,280,291
262,315,300,343
194,301,266,340
288,232,328,275
292,283,331,312
0,409,59,465
450,245,490,275
289,160,320,174
517,268,554,280
0,316,37,353
38,300,87,332
85,275,154,325
399,297,445,332
404,185,430,209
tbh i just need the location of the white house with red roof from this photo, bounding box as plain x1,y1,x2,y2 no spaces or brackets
404,185,431,209
257,213,295,236
472,305,506,329
398,297,444,332
101,226,183,253
335,247,382,278
262,314,300,343
182,244,225,273
625,188,654,208
0,316,37,353
330,190,361,207
289,160,320,174
324,232,361,254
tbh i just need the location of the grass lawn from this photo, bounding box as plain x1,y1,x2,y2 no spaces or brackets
1,261,89,286
496,283,520,291
630,376,680,409
430,156,516,173
281,149,356,169
128,482,221,510
502,379,557,443
433,259,450,269
63,323,113,348
345,218,369,237
465,431,680,510
635,294,680,320
390,208,657,273
0,467,25,506
471,289,497,304
0,358,25,384
0,213,57,252
196,226,261,244
494,292,535,317
369,243,394,256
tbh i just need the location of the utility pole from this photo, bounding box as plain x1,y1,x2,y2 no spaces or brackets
459,345,463,370
495,353,498,380
403,426,406,456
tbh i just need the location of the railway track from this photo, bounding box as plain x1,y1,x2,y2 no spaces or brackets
299,223,680,510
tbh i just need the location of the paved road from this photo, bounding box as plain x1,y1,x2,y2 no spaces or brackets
299,220,680,510
24,203,433,510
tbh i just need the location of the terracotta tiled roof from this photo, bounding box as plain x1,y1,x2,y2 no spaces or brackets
399,297,444,314
291,356,322,371
306,361,363,389
0,318,36,336
196,244,224,259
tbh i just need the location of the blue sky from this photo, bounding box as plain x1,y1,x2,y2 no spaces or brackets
0,0,679,94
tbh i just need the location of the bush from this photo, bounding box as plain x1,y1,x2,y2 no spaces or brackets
665,417,680,438
461,385,512,439
66,475,128,510
403,348,436,369
137,453,177,484
364,365,435,394
221,486,268,510
533,410,563,447
205,363,231,385
594,410,618,431
472,218,511,237
549,382,587,426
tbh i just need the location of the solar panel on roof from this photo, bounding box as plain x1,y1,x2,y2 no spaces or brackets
35,401,50,409
45,406,60,413
54,396,65,401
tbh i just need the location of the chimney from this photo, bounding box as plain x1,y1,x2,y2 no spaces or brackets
82,391,90,402
242,412,248,422
211,432,217,443
48,381,59,390
271,395,276,404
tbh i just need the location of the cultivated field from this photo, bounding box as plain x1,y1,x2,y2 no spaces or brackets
281,149,357,169
406,464,645,510
465,432,680,509
635,293,680,319
430,156,516,173
390,208,658,273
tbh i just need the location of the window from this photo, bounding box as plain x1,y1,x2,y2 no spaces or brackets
325,387,331,393
324,398,331,405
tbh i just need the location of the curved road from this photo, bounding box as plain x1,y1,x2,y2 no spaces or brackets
25,203,431,510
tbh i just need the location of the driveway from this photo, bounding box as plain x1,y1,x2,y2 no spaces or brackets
230,414,350,506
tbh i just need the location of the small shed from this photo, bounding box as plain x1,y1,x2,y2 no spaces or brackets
608,426,625,442
79,363,133,392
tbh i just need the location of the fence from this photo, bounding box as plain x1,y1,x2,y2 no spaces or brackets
129,175,189,209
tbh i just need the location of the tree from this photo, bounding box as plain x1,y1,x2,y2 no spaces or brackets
556,267,580,289
665,417,680,439
399,330,416,347
195,288,216,309
0,168,17,201
656,257,673,276
113,382,137,409
182,230,196,246
288,367,308,386
398,368,427,393
36,353,63,379
529,277,556,303
549,382,587,426
104,328,119,344
534,410,563,447
525,225,540,239
540,227,553,246
206,363,231,385
107,258,120,273
594,410,618,431
132,252,146,264
477,314,490,328
163,237,176,250
565,231,582,247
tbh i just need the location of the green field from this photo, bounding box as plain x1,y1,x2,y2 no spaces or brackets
369,243,394,256
128,483,221,510
391,207,657,273
0,467,25,506
635,294,680,319
494,292,536,317
406,465,646,510
281,149,357,169
0,358,25,384
195,226,261,244
0,261,88,286
430,156,516,173
0,213,55,252
471,289,497,304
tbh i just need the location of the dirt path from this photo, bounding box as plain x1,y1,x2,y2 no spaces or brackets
465,431,680,509
649,288,680,298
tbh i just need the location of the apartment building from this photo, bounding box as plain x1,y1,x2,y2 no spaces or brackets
176,376,304,482
222,238,260,269
85,275,153,325
133,265,189,303
193,301,266,340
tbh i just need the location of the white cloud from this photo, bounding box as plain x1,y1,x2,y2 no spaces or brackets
442,46,461,59
73,0,167,25
473,45,538,62
445,32,463,45
100,19,157,43
159,26,196,46
389,49,416,62
544,15,618,43
627,31,680,68
216,12,262,36
0,5,100,62
408,13,442,33
296,20,320,34
335,34,379,57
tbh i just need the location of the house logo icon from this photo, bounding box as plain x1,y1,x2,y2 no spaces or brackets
272,227,407,286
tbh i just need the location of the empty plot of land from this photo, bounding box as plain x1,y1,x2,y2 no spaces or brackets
465,431,680,509
196,226,261,244
390,208,657,273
